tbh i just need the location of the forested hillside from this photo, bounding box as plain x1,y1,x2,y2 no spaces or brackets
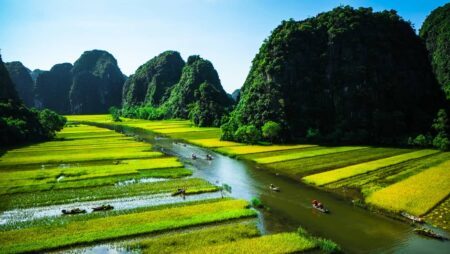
0,55,66,146
420,3,450,99
222,6,446,145
122,51,185,107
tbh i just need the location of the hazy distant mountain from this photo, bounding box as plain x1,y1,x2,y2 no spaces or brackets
5,61,34,107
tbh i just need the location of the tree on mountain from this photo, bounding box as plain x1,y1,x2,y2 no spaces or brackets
122,50,185,107
420,3,450,99
164,55,233,126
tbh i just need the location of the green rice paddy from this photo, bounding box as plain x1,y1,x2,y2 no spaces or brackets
66,115,450,232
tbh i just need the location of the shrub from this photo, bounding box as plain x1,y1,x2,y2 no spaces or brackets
234,125,261,144
262,121,282,142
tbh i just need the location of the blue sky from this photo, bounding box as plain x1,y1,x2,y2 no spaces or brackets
1,0,448,93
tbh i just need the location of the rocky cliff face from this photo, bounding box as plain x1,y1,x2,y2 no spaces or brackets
5,61,35,107
224,6,445,144
35,63,73,113
164,55,233,126
70,50,125,114
122,51,185,107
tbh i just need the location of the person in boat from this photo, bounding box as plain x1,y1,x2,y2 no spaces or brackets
312,200,324,208
192,153,197,160
206,154,213,160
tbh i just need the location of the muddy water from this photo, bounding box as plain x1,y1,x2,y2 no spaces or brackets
102,124,450,254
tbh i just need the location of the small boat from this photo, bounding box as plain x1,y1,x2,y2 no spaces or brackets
92,204,114,211
62,208,87,215
206,154,213,160
312,200,329,213
413,228,448,240
192,154,197,160
269,184,280,192
172,188,186,196
401,212,424,223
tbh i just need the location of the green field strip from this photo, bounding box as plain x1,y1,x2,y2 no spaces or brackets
0,158,189,195
130,221,260,254
253,146,367,164
264,147,413,178
0,199,256,254
216,144,317,156
366,160,450,215
327,152,450,193
187,138,244,148
182,232,316,254
0,178,217,211
168,130,222,140
302,149,439,186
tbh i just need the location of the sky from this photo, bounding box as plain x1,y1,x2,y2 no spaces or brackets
0,0,448,93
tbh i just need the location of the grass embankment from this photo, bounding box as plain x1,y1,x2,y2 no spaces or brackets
0,199,257,254
129,222,260,254
302,150,439,186
366,160,450,216
0,178,217,210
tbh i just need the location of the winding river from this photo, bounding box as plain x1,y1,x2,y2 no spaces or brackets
78,124,450,253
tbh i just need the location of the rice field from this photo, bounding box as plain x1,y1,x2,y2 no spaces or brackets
366,160,450,215
302,150,439,186
0,120,321,253
182,232,316,254
65,115,450,234
0,199,257,253
261,147,413,178
252,146,367,164
128,222,260,254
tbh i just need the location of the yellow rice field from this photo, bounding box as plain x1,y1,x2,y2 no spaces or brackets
366,160,450,215
302,149,439,186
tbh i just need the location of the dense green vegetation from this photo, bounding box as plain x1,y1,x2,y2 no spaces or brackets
4,61,34,107
221,6,446,145
120,54,233,127
164,55,233,126
122,50,185,106
0,55,66,146
420,3,450,99
35,63,73,113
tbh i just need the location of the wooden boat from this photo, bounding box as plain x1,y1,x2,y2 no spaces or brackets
413,228,448,240
269,184,280,192
172,188,186,196
401,212,424,223
192,154,197,160
92,204,114,211
206,154,213,160
62,208,86,215
312,204,329,213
